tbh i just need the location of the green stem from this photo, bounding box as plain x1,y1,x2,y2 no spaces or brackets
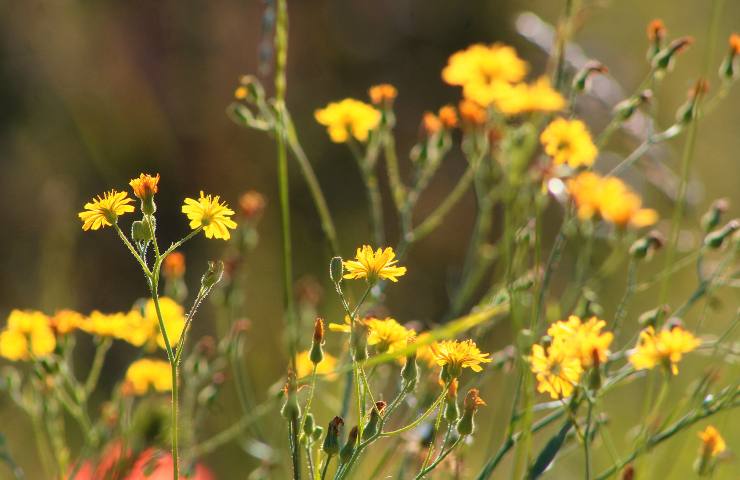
321,455,334,480
414,437,463,479
84,338,112,396
381,387,447,437
382,126,406,211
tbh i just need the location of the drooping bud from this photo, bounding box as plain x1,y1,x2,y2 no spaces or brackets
719,33,740,81
310,318,325,365
201,260,225,289
629,230,665,259
613,90,652,122
703,219,739,249
701,198,730,232
676,78,708,126
646,19,667,61
572,61,609,93
330,256,344,284
322,416,344,456
362,401,387,441
339,426,359,464
444,378,460,423
652,36,693,75
457,388,486,436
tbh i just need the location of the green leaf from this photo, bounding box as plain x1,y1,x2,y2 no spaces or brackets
527,419,573,479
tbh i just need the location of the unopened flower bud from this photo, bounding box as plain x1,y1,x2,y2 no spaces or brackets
438,105,458,129
362,401,387,441
129,173,160,215
368,84,398,108
310,318,325,365
351,322,368,362
613,90,652,122
445,379,460,423
652,36,694,74
322,416,344,456
719,33,740,81
703,219,739,249
235,75,265,103
330,257,344,284
701,198,730,232
401,342,419,388
312,426,324,442
588,349,602,391
201,260,225,289
238,190,266,221
457,389,486,436
646,19,667,61
303,413,315,439
280,371,301,421
572,61,608,93
676,79,708,125
339,426,359,464
163,252,186,279
131,220,152,242
630,230,665,259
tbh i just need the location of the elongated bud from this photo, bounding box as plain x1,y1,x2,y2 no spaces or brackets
646,19,667,61
303,413,315,439
401,341,419,388
613,90,652,122
652,36,693,74
201,260,225,289
339,426,359,464
312,426,324,442
676,79,708,125
704,219,739,249
622,464,635,480
588,349,602,391
280,371,301,421
310,318,325,365
719,33,740,81
445,378,460,423
351,321,368,361
330,256,344,284
701,198,730,232
131,220,152,242
362,402,387,441
572,61,609,93
457,389,486,436
630,230,665,259
322,416,344,456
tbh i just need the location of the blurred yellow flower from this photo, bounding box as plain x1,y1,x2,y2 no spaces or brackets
295,350,337,381
145,297,186,350
530,343,583,399
343,245,407,283
365,317,416,354
480,78,565,115
368,84,398,105
430,339,491,376
78,190,135,231
442,43,527,88
458,99,488,126
80,310,151,348
50,310,85,335
698,425,726,457
328,315,352,334
547,315,613,367
568,172,658,228
124,358,172,396
629,326,700,375
182,191,237,240
314,98,381,143
0,310,56,361
540,118,597,168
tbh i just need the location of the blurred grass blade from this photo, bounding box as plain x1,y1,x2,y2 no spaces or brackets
527,419,573,480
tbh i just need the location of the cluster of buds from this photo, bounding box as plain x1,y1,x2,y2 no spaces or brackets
300,413,324,446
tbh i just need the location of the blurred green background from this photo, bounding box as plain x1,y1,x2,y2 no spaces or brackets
0,0,738,478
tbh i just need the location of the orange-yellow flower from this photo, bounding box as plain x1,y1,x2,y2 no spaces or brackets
480,78,565,115
163,252,186,279
430,339,491,377
698,425,726,457
442,43,527,88
182,191,237,240
78,190,135,231
541,118,597,168
629,326,701,375
343,245,407,283
50,310,85,335
458,99,487,126
365,317,416,354
368,84,398,106
314,99,381,143
547,315,613,367
129,173,160,201
530,343,583,399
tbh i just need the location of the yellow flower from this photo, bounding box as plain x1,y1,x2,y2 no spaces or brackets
365,317,416,354
368,84,398,105
540,118,598,168
442,43,527,88
698,426,726,457
343,245,407,283
328,315,352,333
78,190,135,231
129,173,160,201
124,359,172,395
530,343,583,399
547,315,613,367
629,326,701,375
295,350,337,381
50,310,85,335
145,297,186,350
314,98,381,143
430,339,492,376
473,77,565,115
414,332,440,368
567,172,659,228
0,310,56,360
182,191,237,240
80,310,152,348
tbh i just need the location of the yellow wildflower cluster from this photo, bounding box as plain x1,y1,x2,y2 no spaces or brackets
0,310,56,361
629,325,701,375
540,118,598,169
567,172,658,228
443,43,564,115
430,339,491,377
123,358,172,396
365,317,416,354
314,99,381,143
343,245,407,283
530,315,613,399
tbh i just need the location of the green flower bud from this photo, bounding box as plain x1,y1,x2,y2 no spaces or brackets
703,220,739,249
339,426,359,464
444,379,460,423
401,351,418,388
322,416,344,456
456,389,485,436
303,413,315,438
572,61,608,93
280,373,301,421
201,260,225,290
310,318,325,365
330,256,344,284
312,426,324,442
701,199,729,232
362,402,387,441
652,37,693,74
131,220,152,242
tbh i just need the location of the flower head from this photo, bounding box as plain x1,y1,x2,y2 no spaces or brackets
529,343,583,399
182,191,237,240
567,172,658,228
458,99,487,126
78,190,135,231
129,173,160,202
482,78,565,115
443,43,527,88
295,350,337,381
368,84,398,106
430,339,492,377
541,118,598,168
629,326,701,375
314,99,381,143
50,310,85,335
647,19,667,42
123,359,172,395
438,105,458,129
0,310,56,361
547,315,613,367
698,426,726,458
365,317,416,354
343,245,407,283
